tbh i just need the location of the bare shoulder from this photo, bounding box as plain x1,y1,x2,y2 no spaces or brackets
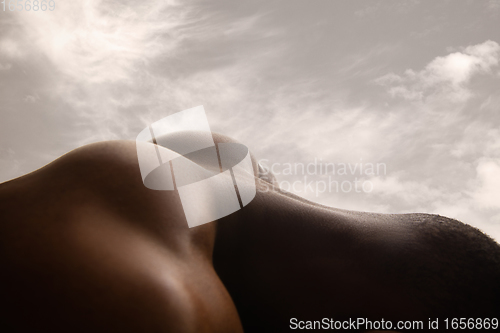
0,140,244,333
0,141,184,248
0,140,144,207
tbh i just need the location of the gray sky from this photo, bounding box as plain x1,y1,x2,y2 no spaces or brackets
1,0,499,241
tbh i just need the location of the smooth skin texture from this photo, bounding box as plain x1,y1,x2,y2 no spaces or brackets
1,133,499,332
0,139,242,333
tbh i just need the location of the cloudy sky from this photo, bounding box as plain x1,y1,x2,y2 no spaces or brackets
1,0,499,241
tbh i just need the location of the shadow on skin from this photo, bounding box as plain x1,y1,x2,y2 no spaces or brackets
0,132,499,333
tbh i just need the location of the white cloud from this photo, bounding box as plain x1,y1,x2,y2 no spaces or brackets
24,94,40,103
471,158,500,210
450,125,500,159
484,130,500,157
354,3,381,17
223,14,266,37
367,174,443,205
0,63,12,70
14,0,188,84
0,38,25,58
0,148,23,184
2,0,287,147
376,40,500,103
488,0,500,10
1,0,218,146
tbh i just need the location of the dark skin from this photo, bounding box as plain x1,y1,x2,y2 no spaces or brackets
0,138,242,333
1,133,499,332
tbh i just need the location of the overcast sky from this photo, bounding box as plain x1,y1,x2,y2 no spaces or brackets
1,0,499,241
